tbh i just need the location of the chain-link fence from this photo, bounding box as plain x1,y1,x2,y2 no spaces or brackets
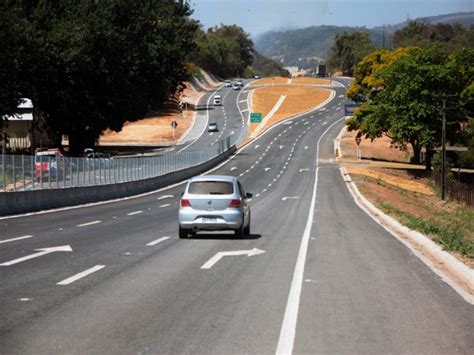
1,135,238,192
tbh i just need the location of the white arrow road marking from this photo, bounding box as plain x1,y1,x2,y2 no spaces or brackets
239,100,247,103
299,168,310,172
339,94,344,98
284,121,292,125
282,196,300,201
230,167,237,171
77,220,101,227
157,195,174,200
146,236,170,247
255,145,260,149
279,145,284,149
127,210,143,216
322,121,328,126
0,245,73,266
265,167,271,172
0,235,33,244
304,122,309,125
201,248,266,269
57,265,105,286
160,204,171,208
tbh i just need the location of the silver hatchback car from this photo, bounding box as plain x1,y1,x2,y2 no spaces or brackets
178,175,252,238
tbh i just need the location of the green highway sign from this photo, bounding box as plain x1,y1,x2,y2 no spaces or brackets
250,112,262,123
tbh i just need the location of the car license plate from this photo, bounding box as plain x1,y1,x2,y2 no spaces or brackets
203,217,217,223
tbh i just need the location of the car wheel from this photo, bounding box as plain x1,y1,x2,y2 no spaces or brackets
235,220,245,239
244,213,251,236
179,226,189,239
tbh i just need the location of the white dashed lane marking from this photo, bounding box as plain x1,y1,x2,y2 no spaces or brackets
57,265,105,286
127,210,143,216
0,235,33,244
146,236,171,247
77,220,101,227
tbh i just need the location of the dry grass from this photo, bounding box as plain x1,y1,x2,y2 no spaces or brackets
354,173,474,263
341,129,413,163
251,76,290,86
291,77,332,85
100,111,193,144
249,85,331,137
346,167,433,195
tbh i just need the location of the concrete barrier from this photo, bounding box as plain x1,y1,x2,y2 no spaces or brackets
0,147,236,216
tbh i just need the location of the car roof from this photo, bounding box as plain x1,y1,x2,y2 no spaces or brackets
189,175,236,183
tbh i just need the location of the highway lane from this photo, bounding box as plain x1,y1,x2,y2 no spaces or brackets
1,86,473,353
177,80,251,153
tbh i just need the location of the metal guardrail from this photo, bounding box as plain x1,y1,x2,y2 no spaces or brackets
1,134,240,192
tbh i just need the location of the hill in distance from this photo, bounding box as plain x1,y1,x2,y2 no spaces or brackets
254,11,474,69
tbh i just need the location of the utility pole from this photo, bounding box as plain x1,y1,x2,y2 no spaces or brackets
441,97,446,200
382,25,385,49
435,93,458,200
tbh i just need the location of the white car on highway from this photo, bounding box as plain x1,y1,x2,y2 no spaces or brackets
178,175,252,238
213,94,222,106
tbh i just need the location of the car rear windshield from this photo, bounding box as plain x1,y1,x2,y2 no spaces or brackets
188,181,233,195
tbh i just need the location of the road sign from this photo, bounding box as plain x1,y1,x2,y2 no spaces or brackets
250,112,262,123
355,136,362,146
171,121,178,129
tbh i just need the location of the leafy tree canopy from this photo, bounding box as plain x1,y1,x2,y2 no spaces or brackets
2,0,197,155
326,31,376,76
192,24,254,78
347,46,474,169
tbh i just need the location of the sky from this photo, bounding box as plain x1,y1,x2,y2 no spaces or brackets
190,0,473,37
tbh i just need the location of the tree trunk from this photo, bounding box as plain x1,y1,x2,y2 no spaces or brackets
68,129,96,157
409,137,421,164
425,148,434,172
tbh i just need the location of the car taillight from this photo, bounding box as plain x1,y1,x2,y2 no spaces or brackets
180,199,191,208
228,199,241,208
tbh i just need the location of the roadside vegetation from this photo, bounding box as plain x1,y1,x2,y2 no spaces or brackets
344,22,474,171
0,1,286,156
354,173,474,259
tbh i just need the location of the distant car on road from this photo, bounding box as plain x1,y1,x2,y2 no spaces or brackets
232,82,241,90
213,94,222,106
224,80,232,87
254,75,260,79
86,152,114,168
178,175,252,238
208,122,218,132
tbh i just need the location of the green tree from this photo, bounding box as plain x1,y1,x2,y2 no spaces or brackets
347,47,474,170
15,0,197,155
327,31,376,76
0,2,28,120
192,24,254,78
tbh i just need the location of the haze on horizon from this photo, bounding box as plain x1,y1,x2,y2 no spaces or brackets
190,0,473,36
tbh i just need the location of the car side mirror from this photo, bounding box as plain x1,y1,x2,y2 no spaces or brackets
245,192,253,199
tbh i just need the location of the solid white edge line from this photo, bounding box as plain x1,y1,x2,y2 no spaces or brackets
57,265,105,286
0,235,33,244
340,167,474,305
2,86,339,221
276,116,345,355
77,220,101,227
146,236,171,247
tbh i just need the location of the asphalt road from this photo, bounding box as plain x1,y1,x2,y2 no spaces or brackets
177,80,251,153
1,81,473,354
